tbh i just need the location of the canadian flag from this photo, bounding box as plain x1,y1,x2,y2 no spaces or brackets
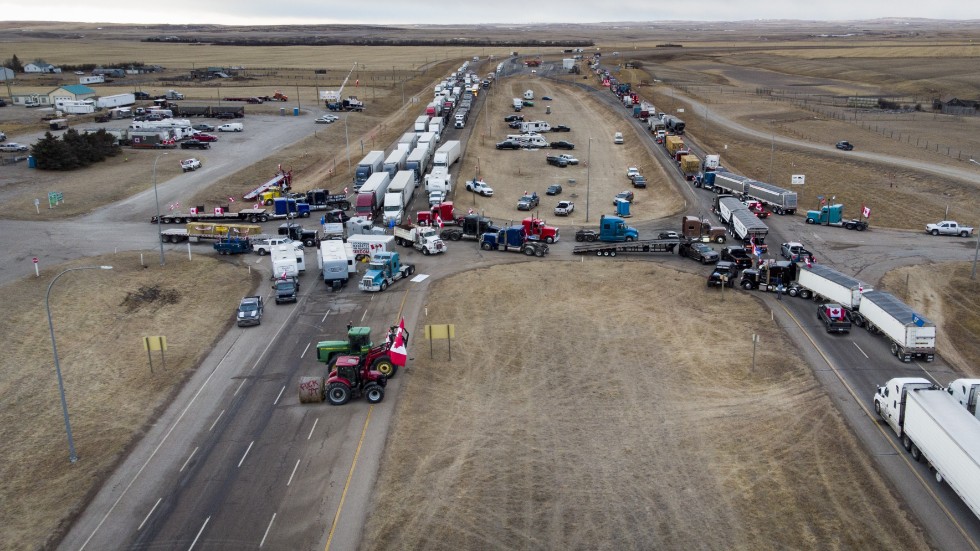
281,270,288,280
436,215,444,229
829,306,843,319
862,205,871,218
389,318,408,367
228,197,235,203
344,187,349,195
805,256,813,269
468,208,474,215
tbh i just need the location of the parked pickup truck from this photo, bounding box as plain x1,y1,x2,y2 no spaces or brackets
926,220,974,237
546,155,569,168
213,237,253,255
817,303,851,334
237,296,263,326
517,193,540,211
272,276,300,304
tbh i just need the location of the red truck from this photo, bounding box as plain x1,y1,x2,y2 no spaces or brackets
522,217,560,244
418,202,463,227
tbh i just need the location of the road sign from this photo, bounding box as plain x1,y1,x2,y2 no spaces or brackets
48,191,64,208
32,257,38,264
791,174,805,185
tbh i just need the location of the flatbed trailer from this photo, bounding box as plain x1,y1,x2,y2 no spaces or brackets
572,239,678,257
243,170,292,201
151,208,270,224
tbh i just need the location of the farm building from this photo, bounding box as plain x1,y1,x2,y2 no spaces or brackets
23,61,61,74
0,67,14,81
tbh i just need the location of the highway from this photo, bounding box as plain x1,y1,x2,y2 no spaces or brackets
53,58,980,549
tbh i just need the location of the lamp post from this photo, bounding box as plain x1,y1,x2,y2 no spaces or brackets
344,115,352,180
970,160,980,279
46,265,113,463
586,137,592,222
152,152,168,266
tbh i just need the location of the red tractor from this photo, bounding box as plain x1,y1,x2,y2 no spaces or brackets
325,355,387,405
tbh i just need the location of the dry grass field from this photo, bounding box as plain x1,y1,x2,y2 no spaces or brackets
0,253,257,549
2,21,980,549
363,261,929,550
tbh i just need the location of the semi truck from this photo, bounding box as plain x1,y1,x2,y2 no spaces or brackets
160,222,262,243
355,172,391,221
790,264,873,319
682,215,727,244
354,151,385,190
405,145,430,181
424,166,453,194
574,215,639,243
713,171,750,196
874,378,980,521
663,115,685,134
860,291,936,362
730,208,769,247
151,205,270,224
382,170,417,226
433,140,461,167
806,204,869,230
744,180,797,215
358,251,415,292
946,379,980,420
383,148,408,178
716,196,744,225
739,260,798,292
393,224,447,255
480,226,549,256
305,189,351,211
95,93,136,109
440,215,498,241
665,135,685,157
680,154,700,180
414,115,430,132
521,217,560,244
317,239,354,290
397,132,419,153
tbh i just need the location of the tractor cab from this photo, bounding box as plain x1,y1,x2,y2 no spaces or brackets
331,355,362,383
315,325,373,364
347,326,372,352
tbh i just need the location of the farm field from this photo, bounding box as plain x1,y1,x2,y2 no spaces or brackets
0,20,979,549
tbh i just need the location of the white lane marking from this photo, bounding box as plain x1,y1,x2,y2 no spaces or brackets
188,516,210,551
208,410,224,432
273,385,285,406
307,418,318,440
137,498,162,531
233,379,247,396
179,447,199,473
853,342,869,359
259,513,276,548
287,459,301,487
321,309,331,323
300,342,311,359
237,441,254,468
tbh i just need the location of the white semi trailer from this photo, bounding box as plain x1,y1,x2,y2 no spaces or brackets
860,290,936,362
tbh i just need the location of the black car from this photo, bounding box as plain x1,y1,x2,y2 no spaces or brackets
181,140,211,150
496,140,521,150
679,242,720,264
707,261,738,287
546,184,563,195
720,246,753,270
508,121,523,129
549,141,575,150
542,95,553,101
546,156,569,168
504,115,524,122
552,124,571,132
836,140,854,151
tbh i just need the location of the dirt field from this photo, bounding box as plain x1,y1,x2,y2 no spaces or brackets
0,253,257,548
362,261,929,550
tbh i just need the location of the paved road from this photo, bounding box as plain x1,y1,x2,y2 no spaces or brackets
51,62,980,550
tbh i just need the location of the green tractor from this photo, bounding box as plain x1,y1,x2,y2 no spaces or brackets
316,325,402,378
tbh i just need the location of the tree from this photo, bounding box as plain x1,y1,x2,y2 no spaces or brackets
4,54,23,73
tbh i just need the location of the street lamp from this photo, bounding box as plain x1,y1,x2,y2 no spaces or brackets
152,152,168,266
46,265,113,463
344,115,352,181
586,137,592,222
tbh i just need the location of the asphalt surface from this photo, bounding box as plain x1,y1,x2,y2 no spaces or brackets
48,60,980,550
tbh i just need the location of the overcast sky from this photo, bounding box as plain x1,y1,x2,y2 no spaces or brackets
1,1,978,25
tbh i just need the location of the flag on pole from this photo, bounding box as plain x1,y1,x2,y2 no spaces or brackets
862,205,871,218
436,214,444,229
281,270,288,280
468,208,474,215
228,197,235,203
389,318,408,367
805,256,813,268
344,186,349,195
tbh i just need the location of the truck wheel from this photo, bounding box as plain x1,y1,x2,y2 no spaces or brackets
257,248,267,256
304,238,315,247
249,215,258,223
364,383,385,404
524,247,535,256
902,434,912,451
716,236,726,244
536,249,545,257
931,229,939,236
625,236,635,242
874,401,881,417
451,233,461,241
422,248,430,255
910,443,922,462
787,287,798,297
586,234,596,242
856,224,866,231
326,383,351,405
265,199,273,206
799,289,811,299
408,266,415,275
609,250,617,257
545,236,554,244
380,281,388,291
575,234,584,242
741,281,753,290
302,212,310,218
890,343,899,357
371,355,397,378
481,242,492,250
595,250,603,256
805,218,814,224
962,231,970,237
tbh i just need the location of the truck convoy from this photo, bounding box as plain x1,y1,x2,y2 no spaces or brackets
440,214,497,241
382,170,417,226
481,226,550,256
874,378,980,521
433,140,461,168
393,224,447,255
806,204,869,231
354,151,385,190
358,251,415,292
860,290,936,362
790,264,872,318
355,172,391,221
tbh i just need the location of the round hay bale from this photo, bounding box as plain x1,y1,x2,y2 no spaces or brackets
298,376,325,403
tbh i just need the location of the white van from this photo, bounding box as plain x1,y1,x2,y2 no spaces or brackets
614,132,624,144
218,123,244,132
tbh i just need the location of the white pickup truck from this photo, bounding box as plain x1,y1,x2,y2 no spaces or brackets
926,220,974,237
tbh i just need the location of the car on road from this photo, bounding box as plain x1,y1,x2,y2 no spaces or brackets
192,132,218,142
546,184,563,195
192,123,215,132
557,154,579,165
180,140,210,150
835,140,854,151
496,140,521,150
0,142,28,152
552,124,571,132
679,241,720,264
546,155,569,168
549,140,575,150
554,200,574,216
465,179,494,197
180,158,202,172
613,190,634,205
503,115,524,122
614,132,624,144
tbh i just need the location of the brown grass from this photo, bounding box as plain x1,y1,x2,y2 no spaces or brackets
0,253,258,549
363,261,928,550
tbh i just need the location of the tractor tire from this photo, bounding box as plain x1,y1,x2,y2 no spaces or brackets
407,266,415,276
536,249,545,257
609,250,617,257
450,233,461,241
910,443,922,462
716,235,726,244
249,215,258,223
902,434,912,451
257,248,268,256
856,224,866,231
326,382,351,405
799,289,812,299
364,383,385,404
371,355,397,378
575,234,584,242
874,400,881,417
741,281,753,290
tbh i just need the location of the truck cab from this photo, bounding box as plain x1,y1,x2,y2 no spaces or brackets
946,379,980,419
598,215,638,242
873,378,936,436
522,217,560,244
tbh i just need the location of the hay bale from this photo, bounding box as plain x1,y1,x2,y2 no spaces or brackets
298,376,324,403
